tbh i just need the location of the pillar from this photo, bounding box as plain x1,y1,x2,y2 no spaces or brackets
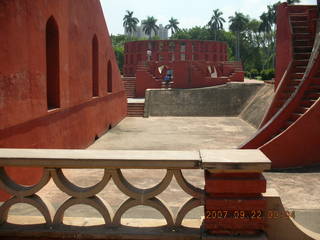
201,150,271,237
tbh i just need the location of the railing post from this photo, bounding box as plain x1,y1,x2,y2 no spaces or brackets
201,150,271,237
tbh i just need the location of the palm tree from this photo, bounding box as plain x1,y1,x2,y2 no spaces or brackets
267,2,280,26
123,10,139,37
246,19,262,48
142,16,159,39
165,17,180,36
229,12,249,61
208,9,225,40
259,12,272,33
287,0,300,4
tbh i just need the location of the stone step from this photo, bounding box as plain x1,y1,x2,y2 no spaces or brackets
289,112,303,122
290,15,308,21
127,102,145,117
291,72,304,79
287,79,302,86
304,90,320,100
283,120,294,129
295,106,309,114
291,20,309,27
293,52,311,60
292,26,310,34
293,46,313,53
293,33,314,40
301,99,316,107
293,39,314,46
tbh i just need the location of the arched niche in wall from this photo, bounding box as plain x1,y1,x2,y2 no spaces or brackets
92,35,99,97
107,60,113,93
46,16,60,110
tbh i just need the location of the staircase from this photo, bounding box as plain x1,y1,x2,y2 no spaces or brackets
127,99,145,117
270,12,316,132
282,70,320,131
260,9,317,127
280,13,315,105
240,4,319,151
122,77,136,98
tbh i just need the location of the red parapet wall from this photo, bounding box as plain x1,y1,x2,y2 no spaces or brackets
0,0,127,200
134,60,243,98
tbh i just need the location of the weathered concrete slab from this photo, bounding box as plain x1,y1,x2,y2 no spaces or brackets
240,84,275,128
144,82,264,117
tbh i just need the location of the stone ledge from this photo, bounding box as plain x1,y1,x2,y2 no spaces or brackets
201,150,271,172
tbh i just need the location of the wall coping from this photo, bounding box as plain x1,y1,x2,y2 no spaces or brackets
201,149,271,172
0,148,270,171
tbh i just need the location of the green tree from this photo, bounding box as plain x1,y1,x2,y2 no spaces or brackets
267,2,280,25
259,12,272,33
287,0,300,4
208,9,226,40
172,26,211,40
229,12,249,61
111,34,140,73
123,11,139,38
142,16,159,39
165,17,180,36
172,28,192,39
245,19,262,48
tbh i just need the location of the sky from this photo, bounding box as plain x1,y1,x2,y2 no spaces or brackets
101,0,315,35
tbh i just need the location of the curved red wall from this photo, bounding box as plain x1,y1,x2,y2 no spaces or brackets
124,40,228,77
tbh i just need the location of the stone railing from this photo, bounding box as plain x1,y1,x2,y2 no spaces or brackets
0,149,319,240
0,149,204,240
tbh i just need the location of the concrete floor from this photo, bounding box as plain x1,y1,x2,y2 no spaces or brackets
89,117,255,150
6,117,320,233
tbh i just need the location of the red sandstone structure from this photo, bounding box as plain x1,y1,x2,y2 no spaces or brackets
0,0,127,199
0,1,320,239
122,40,244,98
241,3,320,169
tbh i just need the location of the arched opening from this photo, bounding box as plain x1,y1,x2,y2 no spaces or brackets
92,35,99,97
107,60,112,93
46,16,60,110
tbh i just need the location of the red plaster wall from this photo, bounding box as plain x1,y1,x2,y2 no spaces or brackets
0,0,127,200
275,3,293,90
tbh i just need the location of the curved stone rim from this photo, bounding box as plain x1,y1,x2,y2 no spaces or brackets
53,196,113,225
175,198,203,226
50,168,111,198
113,197,174,227
111,169,174,201
173,169,204,200
0,195,53,225
0,167,50,198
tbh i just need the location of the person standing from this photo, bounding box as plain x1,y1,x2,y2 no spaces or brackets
147,49,152,61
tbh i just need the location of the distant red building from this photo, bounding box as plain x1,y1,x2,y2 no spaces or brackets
0,0,127,200
123,40,244,98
